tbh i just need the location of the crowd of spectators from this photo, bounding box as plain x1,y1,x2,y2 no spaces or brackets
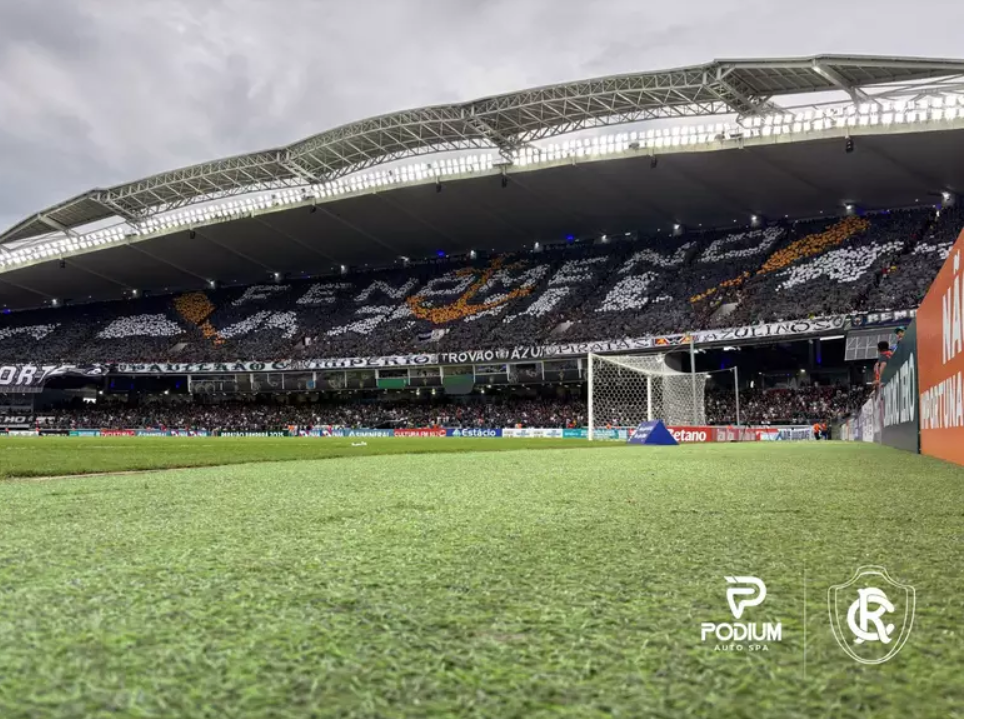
0,205,962,365
38,393,589,431
24,384,875,431
705,385,872,425
862,204,962,311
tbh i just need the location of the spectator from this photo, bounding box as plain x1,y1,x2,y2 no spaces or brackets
40,393,589,432
0,205,963,365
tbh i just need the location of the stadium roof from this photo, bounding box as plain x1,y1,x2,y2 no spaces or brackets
0,125,963,311
1,54,963,245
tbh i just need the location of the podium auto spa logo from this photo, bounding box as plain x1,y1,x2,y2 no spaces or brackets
828,566,915,664
700,576,782,652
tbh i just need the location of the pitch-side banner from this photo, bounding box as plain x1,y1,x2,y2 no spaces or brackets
108,315,851,375
848,309,916,328
653,315,846,347
3,312,872,384
916,231,964,465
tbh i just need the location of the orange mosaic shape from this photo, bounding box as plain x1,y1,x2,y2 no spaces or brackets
405,257,537,324
174,291,224,345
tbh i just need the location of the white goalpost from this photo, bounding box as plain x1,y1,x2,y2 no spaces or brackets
586,351,740,441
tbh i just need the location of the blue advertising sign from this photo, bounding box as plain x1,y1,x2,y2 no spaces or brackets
627,420,679,446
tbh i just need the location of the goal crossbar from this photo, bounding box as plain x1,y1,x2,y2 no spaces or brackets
587,352,738,440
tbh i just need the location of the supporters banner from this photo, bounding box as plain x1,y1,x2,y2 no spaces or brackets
437,337,659,365
879,319,920,453
916,230,964,464
0,363,107,388
653,315,846,347
108,315,853,376
849,309,916,328
4,313,868,386
1,415,34,429
445,428,503,437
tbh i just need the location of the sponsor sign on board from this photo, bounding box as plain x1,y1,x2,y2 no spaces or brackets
916,231,964,464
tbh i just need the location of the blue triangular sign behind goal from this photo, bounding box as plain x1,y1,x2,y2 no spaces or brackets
627,420,679,445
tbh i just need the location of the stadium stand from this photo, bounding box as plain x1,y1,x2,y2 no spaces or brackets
705,385,872,426
32,384,861,431
0,205,962,364
39,394,589,431
861,204,963,311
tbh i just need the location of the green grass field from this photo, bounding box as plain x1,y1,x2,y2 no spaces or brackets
0,436,592,479
0,439,963,718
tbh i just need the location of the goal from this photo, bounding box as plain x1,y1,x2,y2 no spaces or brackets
586,352,737,440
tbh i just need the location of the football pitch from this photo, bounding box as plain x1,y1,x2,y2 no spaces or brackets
0,439,963,718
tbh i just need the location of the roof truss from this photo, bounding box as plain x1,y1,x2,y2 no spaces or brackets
2,54,964,245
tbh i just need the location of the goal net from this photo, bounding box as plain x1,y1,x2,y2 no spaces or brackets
587,352,711,440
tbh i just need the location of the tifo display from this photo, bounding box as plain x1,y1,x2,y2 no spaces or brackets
835,231,964,465
0,206,960,368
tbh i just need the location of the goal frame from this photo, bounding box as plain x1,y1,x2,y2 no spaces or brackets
586,351,740,441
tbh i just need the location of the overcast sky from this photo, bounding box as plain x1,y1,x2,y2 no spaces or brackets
0,0,963,233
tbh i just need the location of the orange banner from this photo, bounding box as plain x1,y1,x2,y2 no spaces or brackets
916,230,964,464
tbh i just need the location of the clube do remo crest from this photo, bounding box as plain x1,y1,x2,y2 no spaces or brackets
828,566,916,665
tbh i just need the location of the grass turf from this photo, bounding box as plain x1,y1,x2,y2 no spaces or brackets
0,441,963,718
0,436,591,479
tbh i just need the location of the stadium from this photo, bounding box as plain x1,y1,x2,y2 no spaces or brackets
0,52,965,718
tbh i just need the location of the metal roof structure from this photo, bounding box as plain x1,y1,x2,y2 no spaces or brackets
0,125,964,311
1,54,963,245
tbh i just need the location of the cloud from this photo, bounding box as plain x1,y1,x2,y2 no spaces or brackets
0,0,964,232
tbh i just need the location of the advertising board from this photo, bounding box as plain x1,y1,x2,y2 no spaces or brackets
445,428,503,437
916,231,964,464
394,428,446,437
878,319,920,452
